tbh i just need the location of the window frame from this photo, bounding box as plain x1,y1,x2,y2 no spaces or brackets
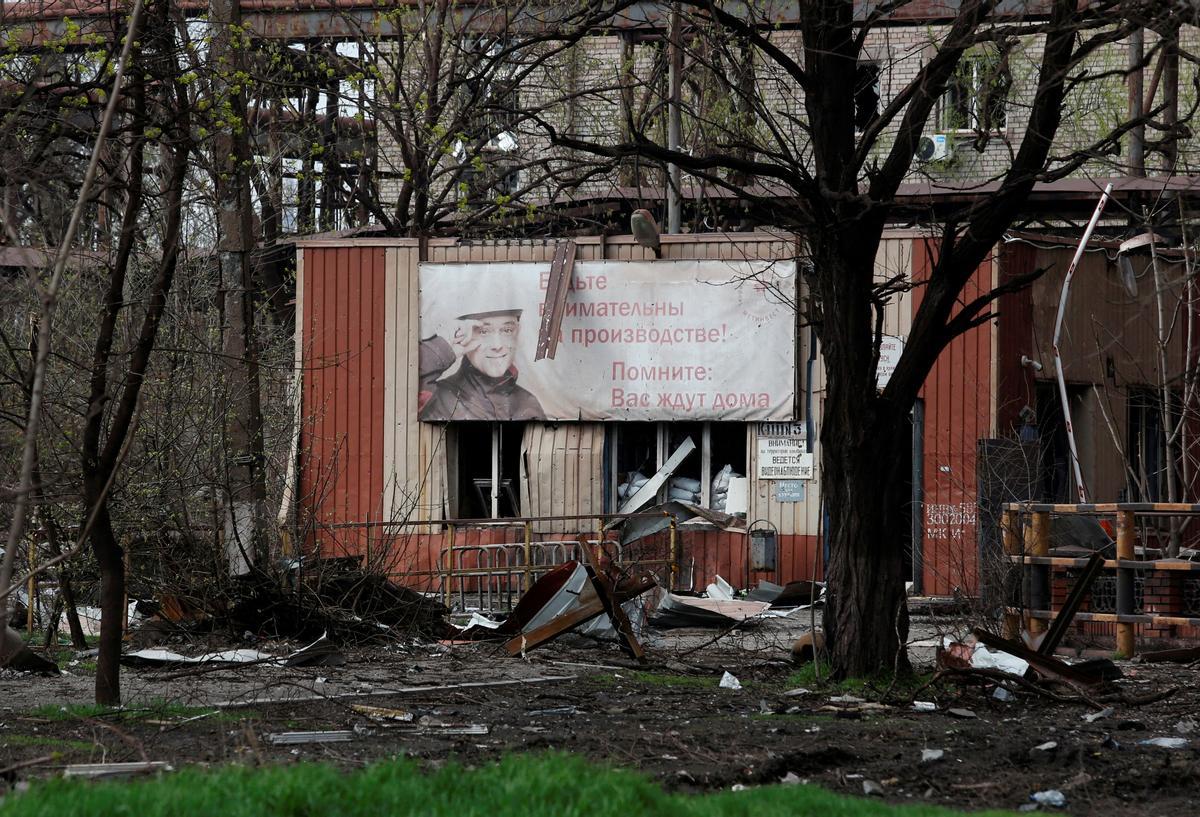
450,421,524,520
607,422,747,514
940,50,1009,135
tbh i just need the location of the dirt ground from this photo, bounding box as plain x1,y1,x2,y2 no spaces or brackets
2,616,1199,815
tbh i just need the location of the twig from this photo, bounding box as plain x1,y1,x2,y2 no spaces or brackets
675,619,743,657
0,0,147,631
0,755,54,777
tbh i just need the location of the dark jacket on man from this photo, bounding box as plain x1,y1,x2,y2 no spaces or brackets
418,336,545,421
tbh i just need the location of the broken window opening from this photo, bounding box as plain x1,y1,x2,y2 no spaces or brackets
854,61,880,133
1126,386,1182,503
452,421,525,519
609,422,747,514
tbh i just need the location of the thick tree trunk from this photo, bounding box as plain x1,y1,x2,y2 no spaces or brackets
811,229,915,679
87,497,124,705
821,400,912,678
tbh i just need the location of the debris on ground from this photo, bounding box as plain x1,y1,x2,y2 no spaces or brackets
1138,737,1189,749
122,633,345,669
351,705,414,723
1,625,60,675
718,671,742,690
791,630,825,664
1029,789,1067,808
861,779,885,796
268,731,355,745
651,593,772,628
62,762,173,778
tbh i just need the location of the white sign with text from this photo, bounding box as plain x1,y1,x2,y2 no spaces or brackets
417,260,796,421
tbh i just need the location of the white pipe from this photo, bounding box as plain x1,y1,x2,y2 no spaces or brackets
1052,182,1113,503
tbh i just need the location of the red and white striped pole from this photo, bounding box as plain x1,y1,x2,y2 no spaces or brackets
1052,182,1114,504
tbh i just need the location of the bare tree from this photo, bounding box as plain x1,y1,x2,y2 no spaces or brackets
516,0,1188,676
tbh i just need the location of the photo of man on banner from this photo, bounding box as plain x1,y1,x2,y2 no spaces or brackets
418,308,546,421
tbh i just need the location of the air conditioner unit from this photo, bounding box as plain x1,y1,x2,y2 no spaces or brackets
915,134,950,162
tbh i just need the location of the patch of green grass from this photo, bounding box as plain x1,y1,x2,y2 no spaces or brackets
0,752,1019,817
631,671,720,689
782,663,932,701
1,733,96,752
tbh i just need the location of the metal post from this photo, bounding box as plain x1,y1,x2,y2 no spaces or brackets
1029,511,1050,634
491,424,500,519
1116,510,1136,657
444,524,456,609
523,521,533,592
666,1,682,234
1052,183,1113,503
668,519,678,590
1002,509,1020,639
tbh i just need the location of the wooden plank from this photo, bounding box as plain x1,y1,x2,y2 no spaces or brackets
535,241,576,360
617,436,696,514
503,598,606,656
1039,552,1104,655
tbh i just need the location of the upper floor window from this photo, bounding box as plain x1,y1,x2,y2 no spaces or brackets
941,50,1009,133
854,61,881,133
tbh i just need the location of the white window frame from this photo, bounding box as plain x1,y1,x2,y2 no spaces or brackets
452,422,522,520
609,422,747,512
941,52,1008,134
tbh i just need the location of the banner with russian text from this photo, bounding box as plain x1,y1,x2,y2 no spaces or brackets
417,259,796,421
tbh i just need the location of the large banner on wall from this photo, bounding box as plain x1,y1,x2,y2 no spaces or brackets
417,259,796,421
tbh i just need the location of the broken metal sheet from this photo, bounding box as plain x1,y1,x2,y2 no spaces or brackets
521,562,591,634
282,633,347,667
618,501,695,545
748,580,825,607
706,575,735,601
63,762,173,778
385,716,490,736
747,580,785,603
269,731,354,745
122,633,343,669
1,625,60,674
617,437,696,515
650,593,771,629
577,594,652,639
409,723,489,736
123,647,273,666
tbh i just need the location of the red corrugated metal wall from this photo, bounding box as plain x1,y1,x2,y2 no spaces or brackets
994,242,1037,436
299,246,388,557
915,243,995,597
